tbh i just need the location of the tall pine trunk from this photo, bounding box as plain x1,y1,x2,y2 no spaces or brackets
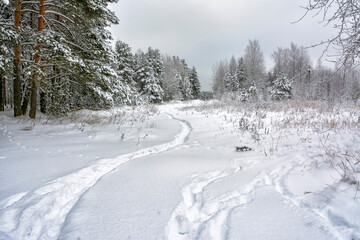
21,83,31,114
21,13,36,115
3,77,6,107
0,75,4,111
40,90,46,113
13,0,22,117
29,0,46,119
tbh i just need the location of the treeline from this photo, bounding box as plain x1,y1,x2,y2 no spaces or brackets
212,40,360,103
115,42,201,104
0,0,200,118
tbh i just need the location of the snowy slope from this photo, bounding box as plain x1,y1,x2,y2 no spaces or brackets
1,101,359,240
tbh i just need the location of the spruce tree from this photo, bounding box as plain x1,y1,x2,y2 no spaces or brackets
142,71,164,103
270,72,292,100
113,40,138,105
189,66,201,99
235,57,247,91
114,40,135,85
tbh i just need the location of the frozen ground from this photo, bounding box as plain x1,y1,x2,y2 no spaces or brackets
0,100,359,240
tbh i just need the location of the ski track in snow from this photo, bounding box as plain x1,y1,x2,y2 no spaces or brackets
0,114,191,240
166,153,344,240
268,160,353,240
166,164,268,240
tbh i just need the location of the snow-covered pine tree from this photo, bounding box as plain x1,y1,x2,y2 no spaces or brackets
146,47,163,80
134,50,152,92
113,40,138,105
27,0,120,116
182,76,192,100
235,57,247,92
0,2,14,111
178,59,193,100
270,72,292,100
142,71,164,103
189,66,201,99
228,55,237,92
61,0,119,110
114,40,135,86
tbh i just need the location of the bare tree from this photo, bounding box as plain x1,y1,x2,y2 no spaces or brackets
244,39,266,83
271,43,311,99
302,0,360,66
212,60,228,98
243,39,266,99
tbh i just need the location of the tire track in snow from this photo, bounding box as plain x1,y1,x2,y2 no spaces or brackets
166,166,267,240
0,114,191,240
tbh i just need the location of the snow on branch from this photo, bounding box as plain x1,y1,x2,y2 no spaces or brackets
21,1,39,4
21,9,39,14
45,10,74,24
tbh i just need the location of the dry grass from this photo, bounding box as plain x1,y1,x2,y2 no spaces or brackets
181,99,360,131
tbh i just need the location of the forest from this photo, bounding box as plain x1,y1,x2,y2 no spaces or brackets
212,40,360,103
1,0,360,120
0,0,201,118
0,0,360,239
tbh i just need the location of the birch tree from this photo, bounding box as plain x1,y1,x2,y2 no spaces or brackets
302,0,360,66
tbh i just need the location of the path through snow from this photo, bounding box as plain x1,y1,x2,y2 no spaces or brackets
0,114,191,240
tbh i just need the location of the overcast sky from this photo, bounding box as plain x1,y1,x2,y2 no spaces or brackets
108,0,337,91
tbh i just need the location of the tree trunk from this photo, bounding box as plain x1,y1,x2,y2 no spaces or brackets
0,75,4,111
13,0,22,117
3,77,6,107
21,83,31,114
40,90,46,113
29,0,46,119
21,12,34,115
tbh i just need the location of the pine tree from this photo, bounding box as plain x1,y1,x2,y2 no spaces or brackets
23,0,120,116
134,51,152,91
235,57,247,91
182,76,192,100
228,55,237,91
113,40,138,105
142,71,164,103
0,2,14,111
114,40,135,85
270,72,292,100
189,66,201,99
146,47,163,79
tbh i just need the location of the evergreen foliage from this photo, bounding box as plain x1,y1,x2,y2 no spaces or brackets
1,0,202,116
189,67,201,99
270,73,292,100
142,72,164,103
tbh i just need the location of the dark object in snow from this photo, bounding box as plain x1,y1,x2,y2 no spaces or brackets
236,146,252,152
21,123,35,131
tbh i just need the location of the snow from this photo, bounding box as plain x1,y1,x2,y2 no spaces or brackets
0,101,359,240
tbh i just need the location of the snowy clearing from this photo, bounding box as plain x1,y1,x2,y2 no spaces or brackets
1,100,360,240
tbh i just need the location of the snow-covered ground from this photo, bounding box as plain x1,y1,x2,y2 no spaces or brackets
0,100,359,240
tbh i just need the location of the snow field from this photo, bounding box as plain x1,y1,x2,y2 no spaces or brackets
0,100,359,240
0,109,190,240
177,100,360,240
